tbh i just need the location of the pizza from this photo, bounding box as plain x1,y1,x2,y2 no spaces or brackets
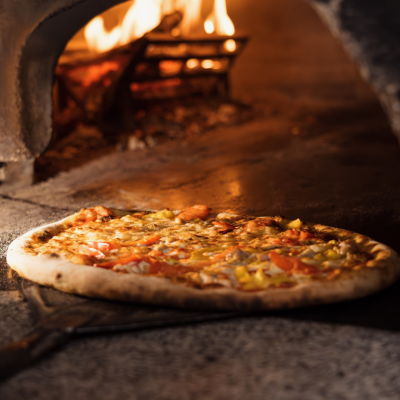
7,205,400,310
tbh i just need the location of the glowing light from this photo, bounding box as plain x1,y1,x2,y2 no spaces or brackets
83,0,236,53
201,59,214,69
186,58,200,68
204,20,214,34
119,0,163,45
171,27,180,36
159,60,183,76
205,0,235,36
224,39,236,52
176,0,203,36
84,17,121,53
85,0,163,53
211,60,222,69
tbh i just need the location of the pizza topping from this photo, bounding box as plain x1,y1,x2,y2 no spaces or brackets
78,244,106,258
286,218,302,229
29,206,377,292
88,241,120,251
142,210,175,220
136,235,161,245
176,205,211,221
212,221,235,233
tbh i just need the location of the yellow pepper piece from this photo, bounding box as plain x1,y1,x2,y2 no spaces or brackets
190,247,224,261
143,210,175,220
286,218,302,229
325,249,341,259
244,247,263,253
314,253,326,261
254,267,269,288
235,266,253,283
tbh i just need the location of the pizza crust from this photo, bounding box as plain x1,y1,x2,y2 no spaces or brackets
7,213,400,311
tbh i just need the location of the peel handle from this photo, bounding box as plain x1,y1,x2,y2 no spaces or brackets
0,328,72,383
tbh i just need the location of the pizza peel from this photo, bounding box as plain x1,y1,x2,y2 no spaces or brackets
1,277,400,384
0,279,242,383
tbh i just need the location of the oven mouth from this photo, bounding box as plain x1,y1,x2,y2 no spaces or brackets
38,0,251,183
0,0,400,190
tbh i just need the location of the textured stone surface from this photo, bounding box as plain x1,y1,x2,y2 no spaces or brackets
0,0,127,161
310,0,400,141
1,317,400,400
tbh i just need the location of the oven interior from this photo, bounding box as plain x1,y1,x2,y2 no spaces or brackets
1,0,400,325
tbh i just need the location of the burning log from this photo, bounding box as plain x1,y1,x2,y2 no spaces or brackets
54,9,247,136
54,11,186,135
45,0,249,182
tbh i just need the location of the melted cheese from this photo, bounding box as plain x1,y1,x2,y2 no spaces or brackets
29,207,370,291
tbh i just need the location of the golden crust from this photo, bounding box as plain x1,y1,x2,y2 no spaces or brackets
6,211,400,311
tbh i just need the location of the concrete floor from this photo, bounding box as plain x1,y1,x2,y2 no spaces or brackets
1,0,400,398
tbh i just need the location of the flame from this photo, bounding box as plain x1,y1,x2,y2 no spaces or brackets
83,0,235,53
204,20,214,34
176,0,203,36
204,0,235,36
84,17,121,53
119,0,163,45
224,39,236,52
186,58,199,68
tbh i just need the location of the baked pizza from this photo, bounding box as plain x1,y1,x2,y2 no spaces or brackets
7,205,400,310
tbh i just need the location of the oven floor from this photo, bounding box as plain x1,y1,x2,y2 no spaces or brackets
1,0,400,397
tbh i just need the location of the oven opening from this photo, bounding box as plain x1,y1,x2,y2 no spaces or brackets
35,0,250,182
1,0,398,203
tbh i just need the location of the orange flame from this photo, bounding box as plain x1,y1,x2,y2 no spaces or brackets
204,0,235,36
84,0,235,53
176,0,203,36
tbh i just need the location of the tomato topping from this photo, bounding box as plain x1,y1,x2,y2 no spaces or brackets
269,237,299,246
148,250,164,257
269,251,320,275
72,206,116,226
284,229,300,239
300,231,316,241
212,221,235,232
244,218,279,232
270,238,284,245
73,209,97,226
282,238,299,246
95,254,144,269
211,245,246,261
177,205,210,221
269,251,294,271
138,235,161,245
93,206,115,217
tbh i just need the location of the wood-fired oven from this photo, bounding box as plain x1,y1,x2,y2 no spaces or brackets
0,0,400,190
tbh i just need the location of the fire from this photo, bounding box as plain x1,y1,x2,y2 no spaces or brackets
176,0,203,36
84,17,121,53
204,0,235,36
83,0,235,53
119,0,163,45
